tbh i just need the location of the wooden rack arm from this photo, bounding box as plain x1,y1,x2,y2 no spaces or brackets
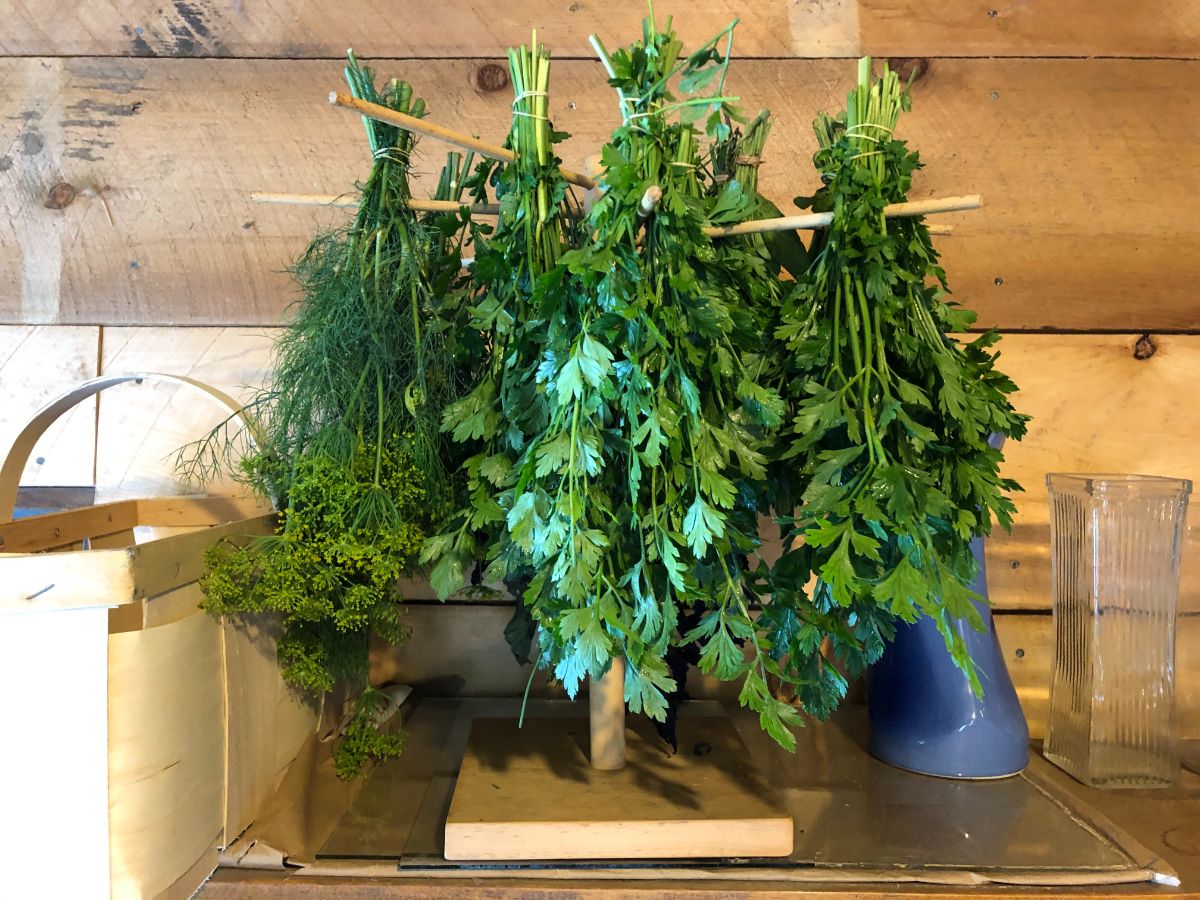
251,191,358,208
254,190,963,237
251,191,500,215
255,187,966,240
883,194,982,218
704,194,982,238
330,92,597,191
637,186,662,220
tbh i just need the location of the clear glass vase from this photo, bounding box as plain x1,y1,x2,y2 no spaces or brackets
1044,474,1191,788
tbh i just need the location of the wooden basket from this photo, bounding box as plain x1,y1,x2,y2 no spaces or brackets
0,375,316,900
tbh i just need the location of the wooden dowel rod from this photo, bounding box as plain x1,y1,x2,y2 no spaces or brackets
252,191,357,208
255,188,959,234
637,185,662,220
589,658,626,771
251,192,500,215
330,92,597,191
581,154,605,218
882,194,982,218
704,193,982,238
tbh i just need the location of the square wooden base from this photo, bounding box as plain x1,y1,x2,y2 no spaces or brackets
443,716,794,861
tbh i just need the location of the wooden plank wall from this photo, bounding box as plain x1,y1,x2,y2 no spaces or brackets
1,2,1198,737
1,58,1197,329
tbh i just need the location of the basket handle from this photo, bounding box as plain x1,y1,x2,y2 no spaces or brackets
0,373,260,523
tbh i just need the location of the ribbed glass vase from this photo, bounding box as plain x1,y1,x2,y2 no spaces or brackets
1044,474,1191,788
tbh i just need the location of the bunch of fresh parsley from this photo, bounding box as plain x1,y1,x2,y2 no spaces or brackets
426,36,1028,751
770,58,1028,693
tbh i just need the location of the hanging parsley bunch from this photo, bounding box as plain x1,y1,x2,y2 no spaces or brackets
771,58,1028,692
422,38,585,626
479,15,806,742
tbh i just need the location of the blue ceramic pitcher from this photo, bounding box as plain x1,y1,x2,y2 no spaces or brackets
867,534,1030,779
868,433,1029,778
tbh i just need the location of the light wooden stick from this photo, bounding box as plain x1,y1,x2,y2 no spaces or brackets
258,188,960,243
637,185,662,220
252,191,358,208
581,154,605,217
589,657,626,771
251,191,500,215
704,194,981,238
330,92,598,191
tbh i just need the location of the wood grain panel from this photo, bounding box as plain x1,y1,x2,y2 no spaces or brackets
95,327,277,502
1,1,1196,59
0,58,1197,329
986,335,1200,612
0,325,98,486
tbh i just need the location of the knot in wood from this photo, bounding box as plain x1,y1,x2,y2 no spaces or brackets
44,182,77,210
474,64,510,94
1133,333,1157,360
888,57,928,85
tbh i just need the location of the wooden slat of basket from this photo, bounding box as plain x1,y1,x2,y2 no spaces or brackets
0,548,133,613
109,611,226,898
90,530,138,550
0,604,111,894
222,616,321,842
0,498,141,553
141,582,205,629
137,496,272,528
131,513,274,600
0,511,274,614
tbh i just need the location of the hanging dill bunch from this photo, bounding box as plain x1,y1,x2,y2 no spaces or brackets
261,54,475,522
188,54,478,778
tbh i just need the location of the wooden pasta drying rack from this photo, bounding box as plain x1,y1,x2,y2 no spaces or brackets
258,85,982,864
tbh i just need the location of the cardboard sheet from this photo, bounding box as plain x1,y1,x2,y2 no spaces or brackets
220,698,1177,888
